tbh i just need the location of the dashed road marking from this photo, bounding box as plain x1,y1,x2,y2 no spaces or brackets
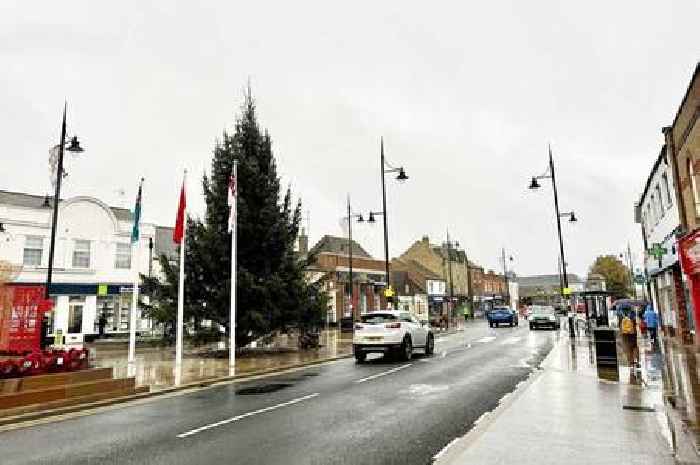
500,336,522,345
177,393,320,438
475,336,497,344
354,364,412,384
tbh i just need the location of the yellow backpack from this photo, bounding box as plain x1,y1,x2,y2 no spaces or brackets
621,316,635,335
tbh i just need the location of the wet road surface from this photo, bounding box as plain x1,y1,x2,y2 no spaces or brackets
1,320,560,465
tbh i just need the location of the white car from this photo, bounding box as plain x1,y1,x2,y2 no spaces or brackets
353,310,434,363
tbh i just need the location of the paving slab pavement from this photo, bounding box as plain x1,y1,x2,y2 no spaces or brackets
435,330,676,465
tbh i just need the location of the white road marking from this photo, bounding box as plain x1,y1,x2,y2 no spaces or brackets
500,336,522,345
476,336,497,344
354,364,412,384
177,393,320,438
441,350,447,358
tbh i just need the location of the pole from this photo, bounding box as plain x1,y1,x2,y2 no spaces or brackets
128,240,140,364
464,249,473,318
230,161,238,373
148,237,153,278
347,196,354,323
176,171,187,369
447,230,454,329
46,102,67,300
380,138,391,307
502,248,510,308
627,243,637,299
549,146,569,296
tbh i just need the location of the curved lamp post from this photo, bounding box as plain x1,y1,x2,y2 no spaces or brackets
46,103,85,299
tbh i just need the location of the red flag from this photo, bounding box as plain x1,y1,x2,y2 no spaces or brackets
173,181,186,244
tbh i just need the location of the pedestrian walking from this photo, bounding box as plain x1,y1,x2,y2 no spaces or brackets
644,304,659,349
621,312,639,367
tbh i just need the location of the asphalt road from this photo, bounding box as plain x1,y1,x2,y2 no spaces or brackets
0,320,561,465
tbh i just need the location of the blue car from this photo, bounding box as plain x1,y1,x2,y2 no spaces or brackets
487,307,518,328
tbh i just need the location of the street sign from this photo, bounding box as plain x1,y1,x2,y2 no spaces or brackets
563,287,572,296
384,287,395,298
634,274,646,285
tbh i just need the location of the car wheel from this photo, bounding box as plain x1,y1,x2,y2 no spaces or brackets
425,334,434,356
510,321,514,327
354,351,366,363
529,324,534,330
400,336,413,361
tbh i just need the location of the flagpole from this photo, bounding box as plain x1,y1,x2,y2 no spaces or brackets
128,179,143,368
230,160,238,375
128,242,139,365
176,170,187,369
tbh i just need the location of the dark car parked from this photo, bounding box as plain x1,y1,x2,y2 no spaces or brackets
487,307,518,328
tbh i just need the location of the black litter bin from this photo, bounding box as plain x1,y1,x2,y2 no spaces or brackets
594,327,618,381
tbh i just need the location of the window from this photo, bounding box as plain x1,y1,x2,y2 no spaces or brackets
115,243,131,269
662,172,673,206
68,296,84,333
647,203,653,227
689,157,700,217
23,236,43,266
655,185,664,215
72,240,91,268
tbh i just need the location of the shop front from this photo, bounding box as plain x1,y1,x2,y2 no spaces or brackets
678,229,700,343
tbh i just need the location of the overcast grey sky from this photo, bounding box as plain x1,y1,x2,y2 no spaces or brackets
2,1,698,277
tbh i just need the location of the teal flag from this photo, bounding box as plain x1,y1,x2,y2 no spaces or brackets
131,179,143,243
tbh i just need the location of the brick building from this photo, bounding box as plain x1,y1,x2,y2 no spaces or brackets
665,62,700,344
304,235,387,324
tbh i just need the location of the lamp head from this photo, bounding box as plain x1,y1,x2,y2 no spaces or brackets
569,212,577,223
368,212,376,223
357,214,364,223
528,177,540,190
396,168,408,182
66,136,84,153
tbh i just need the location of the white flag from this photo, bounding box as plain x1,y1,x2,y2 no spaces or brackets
228,174,237,232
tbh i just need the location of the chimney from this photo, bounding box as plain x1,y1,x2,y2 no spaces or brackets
298,228,309,256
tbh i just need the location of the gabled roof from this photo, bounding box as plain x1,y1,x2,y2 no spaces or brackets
309,235,372,258
0,189,133,222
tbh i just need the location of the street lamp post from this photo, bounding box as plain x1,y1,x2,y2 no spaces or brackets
529,145,576,335
377,138,408,308
444,231,459,329
501,249,514,308
46,103,84,300
344,196,364,324
620,244,637,299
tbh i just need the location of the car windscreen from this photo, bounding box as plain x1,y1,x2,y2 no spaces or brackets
533,307,554,315
361,313,397,324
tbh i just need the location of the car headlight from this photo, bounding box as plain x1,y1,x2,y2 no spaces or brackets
548,315,556,321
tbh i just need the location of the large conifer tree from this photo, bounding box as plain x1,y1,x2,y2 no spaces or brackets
145,89,325,347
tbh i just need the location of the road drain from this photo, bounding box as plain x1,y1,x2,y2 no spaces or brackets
236,383,293,395
622,405,655,412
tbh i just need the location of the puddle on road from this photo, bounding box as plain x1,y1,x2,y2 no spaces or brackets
235,383,293,395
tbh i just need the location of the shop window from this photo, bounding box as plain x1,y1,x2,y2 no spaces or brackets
72,240,91,268
23,236,43,266
68,296,84,333
115,243,132,269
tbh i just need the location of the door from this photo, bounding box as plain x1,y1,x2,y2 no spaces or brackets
409,314,427,346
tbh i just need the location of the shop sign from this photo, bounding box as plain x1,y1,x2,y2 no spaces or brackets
679,229,700,275
646,236,678,275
